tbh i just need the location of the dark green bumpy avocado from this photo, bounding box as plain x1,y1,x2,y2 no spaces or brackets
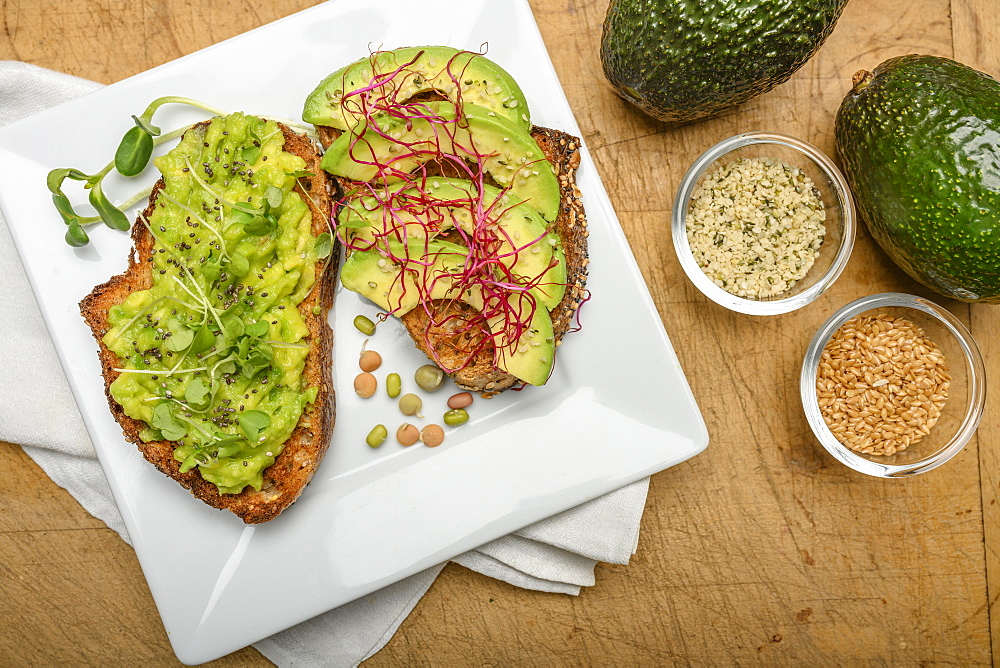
835,54,1000,303
600,0,849,125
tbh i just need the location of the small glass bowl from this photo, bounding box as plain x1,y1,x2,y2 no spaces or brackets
800,293,986,477
672,132,856,315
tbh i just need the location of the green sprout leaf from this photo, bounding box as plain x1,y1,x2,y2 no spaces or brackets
52,193,79,223
315,232,333,259
183,377,211,409
228,251,249,277
165,328,195,352
241,145,261,164
190,324,216,354
115,125,155,177
238,409,271,442
264,186,283,209
65,221,90,247
131,113,161,137
88,181,131,231
245,320,269,338
243,215,272,236
151,402,187,441
46,167,90,194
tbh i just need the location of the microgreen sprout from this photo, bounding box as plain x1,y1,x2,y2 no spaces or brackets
329,47,574,374
48,96,224,247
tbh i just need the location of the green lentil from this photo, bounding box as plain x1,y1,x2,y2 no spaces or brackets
366,424,388,448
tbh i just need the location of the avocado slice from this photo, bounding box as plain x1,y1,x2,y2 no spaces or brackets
303,46,531,132
600,0,849,125
341,239,556,385
339,178,566,309
340,239,468,315
321,102,560,222
836,55,1000,302
484,289,555,386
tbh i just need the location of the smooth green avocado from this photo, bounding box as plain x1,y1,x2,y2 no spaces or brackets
104,113,321,494
303,45,531,132
600,0,850,125
321,101,561,222
835,54,1000,303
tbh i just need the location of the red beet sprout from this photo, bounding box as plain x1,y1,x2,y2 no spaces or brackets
334,48,569,373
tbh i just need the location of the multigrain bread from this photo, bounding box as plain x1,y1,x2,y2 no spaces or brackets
80,121,336,523
317,123,589,395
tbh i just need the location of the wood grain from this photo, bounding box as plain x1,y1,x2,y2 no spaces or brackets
0,0,996,664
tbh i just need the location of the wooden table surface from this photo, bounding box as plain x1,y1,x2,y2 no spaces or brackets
2,0,997,664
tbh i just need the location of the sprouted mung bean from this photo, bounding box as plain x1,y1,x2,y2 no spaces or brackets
816,313,951,456
686,156,826,298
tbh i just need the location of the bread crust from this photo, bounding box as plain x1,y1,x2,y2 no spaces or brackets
321,124,589,395
80,122,337,524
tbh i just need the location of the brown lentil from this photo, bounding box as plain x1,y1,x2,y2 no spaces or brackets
396,423,420,446
359,349,382,372
816,313,950,456
421,424,445,447
354,372,377,398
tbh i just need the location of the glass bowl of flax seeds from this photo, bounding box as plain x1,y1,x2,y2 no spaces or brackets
800,293,986,477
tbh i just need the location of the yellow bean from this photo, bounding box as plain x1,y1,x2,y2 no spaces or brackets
366,424,388,448
386,373,401,398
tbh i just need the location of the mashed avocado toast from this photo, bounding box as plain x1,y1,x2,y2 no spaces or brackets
80,112,336,523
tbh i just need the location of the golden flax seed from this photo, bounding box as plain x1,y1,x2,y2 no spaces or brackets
816,313,950,456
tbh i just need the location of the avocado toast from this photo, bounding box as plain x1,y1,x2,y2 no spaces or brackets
304,46,589,394
80,114,336,523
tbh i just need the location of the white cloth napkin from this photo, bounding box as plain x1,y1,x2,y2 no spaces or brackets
0,61,650,666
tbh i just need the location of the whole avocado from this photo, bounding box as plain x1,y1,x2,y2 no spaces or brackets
600,0,850,125
835,55,1000,303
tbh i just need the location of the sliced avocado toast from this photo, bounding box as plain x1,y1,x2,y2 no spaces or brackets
80,113,336,523
835,54,1000,302
304,46,589,393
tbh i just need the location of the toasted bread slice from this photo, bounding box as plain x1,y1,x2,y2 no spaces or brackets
80,121,337,524
318,124,589,395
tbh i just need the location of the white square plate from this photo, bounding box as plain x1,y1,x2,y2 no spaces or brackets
0,0,707,663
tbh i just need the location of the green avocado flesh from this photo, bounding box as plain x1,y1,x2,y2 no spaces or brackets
339,178,566,309
104,113,320,494
321,101,560,222
600,0,849,125
341,239,555,385
302,45,531,132
835,55,1000,303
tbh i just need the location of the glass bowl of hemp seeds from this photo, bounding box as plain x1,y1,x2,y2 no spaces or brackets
800,293,986,477
672,132,856,315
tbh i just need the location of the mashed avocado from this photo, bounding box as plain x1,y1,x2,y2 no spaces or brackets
104,113,321,494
